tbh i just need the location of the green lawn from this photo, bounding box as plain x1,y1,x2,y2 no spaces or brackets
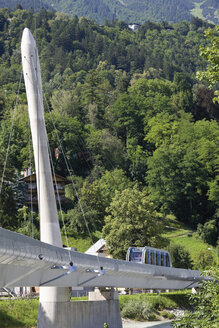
162,216,215,265
0,299,39,328
163,228,191,238
61,231,101,253
169,234,213,262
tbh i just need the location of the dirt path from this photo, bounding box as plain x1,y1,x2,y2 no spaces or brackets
122,319,172,328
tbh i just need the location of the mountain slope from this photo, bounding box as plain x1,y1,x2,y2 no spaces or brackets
0,0,53,11
0,0,218,24
199,0,219,24
42,0,195,23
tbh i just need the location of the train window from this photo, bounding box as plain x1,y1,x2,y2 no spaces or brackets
146,250,149,264
166,255,170,267
130,251,142,263
158,253,161,266
161,254,164,266
152,252,156,265
150,252,153,265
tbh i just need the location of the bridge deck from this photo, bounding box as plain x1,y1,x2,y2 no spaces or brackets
0,228,203,289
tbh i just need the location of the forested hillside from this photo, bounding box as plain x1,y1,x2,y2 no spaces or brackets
0,8,218,265
0,1,53,12
0,0,218,24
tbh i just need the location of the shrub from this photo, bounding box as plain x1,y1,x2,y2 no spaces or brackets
146,295,175,310
148,313,157,320
197,219,219,246
121,299,153,320
193,250,215,270
119,291,191,312
160,311,169,318
169,244,193,269
168,312,175,319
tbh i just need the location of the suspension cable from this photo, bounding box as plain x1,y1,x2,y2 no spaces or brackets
34,0,37,41
0,70,23,194
32,5,41,224
28,118,34,238
44,95,102,270
47,138,72,263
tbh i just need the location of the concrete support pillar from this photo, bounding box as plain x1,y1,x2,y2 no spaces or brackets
129,288,133,295
37,288,122,328
89,287,119,301
87,288,122,328
37,287,71,328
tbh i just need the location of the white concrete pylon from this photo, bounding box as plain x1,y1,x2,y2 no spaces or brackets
21,27,70,326
21,27,62,246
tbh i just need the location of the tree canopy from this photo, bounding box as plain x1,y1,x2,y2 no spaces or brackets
197,26,219,102
103,187,168,259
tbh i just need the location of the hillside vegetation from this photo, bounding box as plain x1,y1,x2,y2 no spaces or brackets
0,8,218,270
0,0,218,24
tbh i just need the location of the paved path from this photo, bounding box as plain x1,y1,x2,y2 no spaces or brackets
122,319,172,328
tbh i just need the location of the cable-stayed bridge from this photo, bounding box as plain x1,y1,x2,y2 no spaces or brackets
0,28,207,328
0,227,203,290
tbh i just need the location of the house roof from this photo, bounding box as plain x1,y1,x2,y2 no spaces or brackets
85,239,106,255
20,173,70,184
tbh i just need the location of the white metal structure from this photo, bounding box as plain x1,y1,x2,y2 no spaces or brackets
21,27,70,325
0,227,203,290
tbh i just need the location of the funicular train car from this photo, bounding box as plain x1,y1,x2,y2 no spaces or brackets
126,246,172,267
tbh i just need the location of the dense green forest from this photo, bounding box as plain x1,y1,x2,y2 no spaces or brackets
0,8,218,264
1,0,219,24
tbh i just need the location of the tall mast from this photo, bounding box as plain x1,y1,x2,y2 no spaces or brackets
21,28,70,327
21,28,61,246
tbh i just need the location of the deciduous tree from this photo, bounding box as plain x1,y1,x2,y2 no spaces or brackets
103,187,168,259
197,26,219,103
